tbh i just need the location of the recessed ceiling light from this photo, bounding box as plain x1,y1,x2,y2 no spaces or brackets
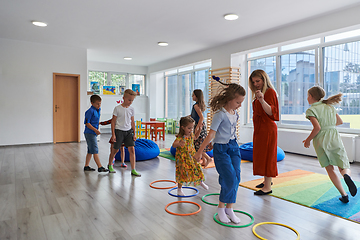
32,21,47,27
158,42,169,47
124,57,132,60
224,14,238,21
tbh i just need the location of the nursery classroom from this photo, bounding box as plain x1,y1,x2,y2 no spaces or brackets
2,1,360,239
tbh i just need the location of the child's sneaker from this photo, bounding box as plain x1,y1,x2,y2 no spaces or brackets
98,166,109,172
339,195,349,203
84,166,95,171
108,164,116,173
120,163,127,168
131,169,141,177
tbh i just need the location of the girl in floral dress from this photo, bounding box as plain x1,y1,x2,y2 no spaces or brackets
172,116,208,196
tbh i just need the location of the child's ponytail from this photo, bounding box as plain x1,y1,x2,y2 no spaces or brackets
209,76,246,112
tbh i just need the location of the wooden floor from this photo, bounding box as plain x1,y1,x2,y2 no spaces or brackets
1,133,360,240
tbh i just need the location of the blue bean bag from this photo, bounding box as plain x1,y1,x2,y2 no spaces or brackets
115,138,160,162
239,142,285,162
170,146,213,158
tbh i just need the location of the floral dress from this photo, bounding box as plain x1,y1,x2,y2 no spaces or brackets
175,134,205,186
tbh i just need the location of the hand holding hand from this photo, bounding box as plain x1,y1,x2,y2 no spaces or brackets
193,151,201,162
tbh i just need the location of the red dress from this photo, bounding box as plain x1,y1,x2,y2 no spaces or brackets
252,88,279,177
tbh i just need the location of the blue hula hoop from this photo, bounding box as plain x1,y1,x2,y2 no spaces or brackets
168,186,199,198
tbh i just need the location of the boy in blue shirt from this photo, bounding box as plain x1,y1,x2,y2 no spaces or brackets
84,95,108,172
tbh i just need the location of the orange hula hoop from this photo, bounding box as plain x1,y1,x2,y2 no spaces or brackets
165,201,202,216
149,180,177,189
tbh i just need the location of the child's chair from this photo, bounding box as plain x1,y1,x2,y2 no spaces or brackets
150,118,156,121
135,120,150,139
165,118,175,134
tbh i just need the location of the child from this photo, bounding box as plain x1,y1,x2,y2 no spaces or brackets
191,89,212,167
100,119,127,168
83,95,108,172
172,116,208,196
194,77,246,224
107,89,141,176
303,86,357,203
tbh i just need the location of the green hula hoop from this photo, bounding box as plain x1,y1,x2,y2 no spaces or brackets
213,210,254,228
201,193,220,206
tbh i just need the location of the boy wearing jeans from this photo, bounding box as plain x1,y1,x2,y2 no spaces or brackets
84,95,108,172
108,89,141,176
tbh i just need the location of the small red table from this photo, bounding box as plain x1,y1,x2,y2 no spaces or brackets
142,121,165,141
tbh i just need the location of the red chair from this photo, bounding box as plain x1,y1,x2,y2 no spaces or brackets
151,122,165,141
150,118,156,121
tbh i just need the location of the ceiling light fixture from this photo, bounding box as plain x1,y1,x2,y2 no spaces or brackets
158,42,168,47
124,57,132,60
32,21,47,27
224,14,238,21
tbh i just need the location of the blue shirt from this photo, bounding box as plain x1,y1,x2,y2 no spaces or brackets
84,106,101,135
191,103,200,123
210,108,239,144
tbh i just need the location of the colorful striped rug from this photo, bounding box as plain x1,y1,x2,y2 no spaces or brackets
239,169,360,223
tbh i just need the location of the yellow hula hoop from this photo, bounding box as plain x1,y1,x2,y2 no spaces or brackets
252,222,300,240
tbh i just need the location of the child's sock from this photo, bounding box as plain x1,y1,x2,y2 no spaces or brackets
217,208,231,223
108,164,116,173
200,181,209,190
177,188,185,196
225,208,241,224
344,174,357,197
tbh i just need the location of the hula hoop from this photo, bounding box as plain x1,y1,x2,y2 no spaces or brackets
213,210,254,228
149,180,177,189
252,222,300,240
202,193,220,206
168,186,199,197
165,201,202,216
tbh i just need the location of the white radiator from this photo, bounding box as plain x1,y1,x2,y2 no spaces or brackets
277,128,358,162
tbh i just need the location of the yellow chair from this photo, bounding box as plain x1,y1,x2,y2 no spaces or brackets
136,121,150,139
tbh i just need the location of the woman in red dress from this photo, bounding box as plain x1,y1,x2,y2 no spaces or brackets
249,70,279,195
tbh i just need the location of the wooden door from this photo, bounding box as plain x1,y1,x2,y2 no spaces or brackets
53,73,80,143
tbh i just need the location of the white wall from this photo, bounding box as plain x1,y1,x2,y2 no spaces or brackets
0,38,87,146
147,5,360,161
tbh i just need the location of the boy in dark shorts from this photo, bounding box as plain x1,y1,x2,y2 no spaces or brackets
84,95,108,172
107,89,141,176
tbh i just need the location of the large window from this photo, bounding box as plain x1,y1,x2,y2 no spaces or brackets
164,61,211,119
280,50,315,125
324,40,360,129
244,27,360,132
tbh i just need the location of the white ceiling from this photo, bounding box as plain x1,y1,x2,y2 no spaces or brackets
1,0,360,66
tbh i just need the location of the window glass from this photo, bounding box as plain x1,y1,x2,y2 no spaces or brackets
324,41,360,129
166,75,178,119
129,74,145,95
194,69,209,118
88,71,107,94
325,29,360,43
280,50,316,125
247,56,276,123
281,39,320,52
247,47,277,58
179,73,192,117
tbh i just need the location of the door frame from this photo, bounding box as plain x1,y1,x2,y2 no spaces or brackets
53,72,81,143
